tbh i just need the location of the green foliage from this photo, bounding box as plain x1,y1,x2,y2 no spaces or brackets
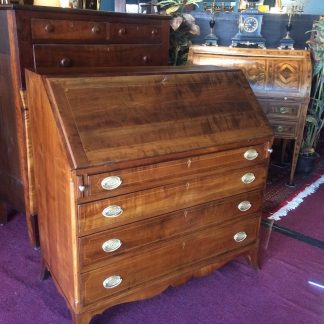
302,17,324,155
158,0,202,65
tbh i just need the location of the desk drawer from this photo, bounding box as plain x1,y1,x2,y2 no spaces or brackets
81,215,259,305
78,164,267,234
85,144,268,200
33,44,166,68
31,19,106,41
107,22,161,44
79,190,263,271
259,99,301,120
270,120,297,138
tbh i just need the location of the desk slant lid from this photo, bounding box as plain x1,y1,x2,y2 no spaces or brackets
44,68,273,169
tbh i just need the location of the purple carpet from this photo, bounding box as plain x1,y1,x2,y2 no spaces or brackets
1,214,324,324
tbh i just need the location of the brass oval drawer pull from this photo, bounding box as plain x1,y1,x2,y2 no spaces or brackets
91,25,100,34
238,201,251,212
279,106,289,114
102,239,122,253
243,149,258,160
276,125,284,132
102,205,123,218
233,232,247,242
59,57,72,67
44,23,55,33
103,275,122,289
241,173,255,184
118,27,126,36
101,176,122,190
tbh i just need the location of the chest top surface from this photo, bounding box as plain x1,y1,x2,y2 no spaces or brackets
39,66,273,169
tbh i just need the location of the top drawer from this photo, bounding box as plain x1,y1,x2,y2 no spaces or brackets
107,23,162,44
31,19,107,41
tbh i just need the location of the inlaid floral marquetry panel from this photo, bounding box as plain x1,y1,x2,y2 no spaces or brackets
271,61,301,92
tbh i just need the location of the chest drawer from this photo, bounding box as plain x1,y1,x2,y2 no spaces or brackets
33,44,166,69
85,144,268,200
81,215,259,305
107,22,162,44
259,99,301,120
78,164,267,234
31,19,107,41
79,190,263,271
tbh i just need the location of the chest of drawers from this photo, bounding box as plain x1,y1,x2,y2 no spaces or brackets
0,5,169,245
26,66,273,323
187,46,312,186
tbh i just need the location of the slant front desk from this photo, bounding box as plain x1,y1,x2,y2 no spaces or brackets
188,46,312,186
26,66,273,323
0,5,170,246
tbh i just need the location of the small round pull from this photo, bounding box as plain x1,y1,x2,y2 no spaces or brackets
142,55,149,64
101,176,122,190
241,173,255,184
78,185,85,192
151,28,158,36
44,23,55,33
233,232,247,242
283,96,288,101
102,205,123,218
103,275,122,289
244,149,258,161
59,57,72,67
118,27,126,36
238,201,251,212
91,25,100,34
276,125,284,132
279,106,288,114
102,239,122,253
267,148,273,154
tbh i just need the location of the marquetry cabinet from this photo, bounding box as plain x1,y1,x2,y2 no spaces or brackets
26,66,273,323
0,5,169,245
188,46,312,186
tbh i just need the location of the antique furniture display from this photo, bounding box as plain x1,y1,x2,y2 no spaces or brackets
188,45,312,186
26,65,273,323
0,5,170,246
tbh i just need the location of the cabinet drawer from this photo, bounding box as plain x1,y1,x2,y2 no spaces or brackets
107,22,161,44
31,19,106,41
259,99,301,120
270,120,297,138
78,164,267,234
79,190,263,271
81,216,259,305
85,144,268,200
33,44,166,69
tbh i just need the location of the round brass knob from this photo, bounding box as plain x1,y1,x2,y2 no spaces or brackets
151,28,158,36
59,57,72,67
118,28,126,36
91,25,100,34
44,23,55,33
142,55,149,64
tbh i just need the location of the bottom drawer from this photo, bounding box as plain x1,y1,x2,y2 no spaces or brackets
270,120,297,138
81,215,260,305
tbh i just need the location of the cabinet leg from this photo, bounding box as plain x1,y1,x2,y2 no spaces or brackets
39,259,50,281
72,311,93,324
0,201,8,225
287,139,299,187
245,248,260,270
